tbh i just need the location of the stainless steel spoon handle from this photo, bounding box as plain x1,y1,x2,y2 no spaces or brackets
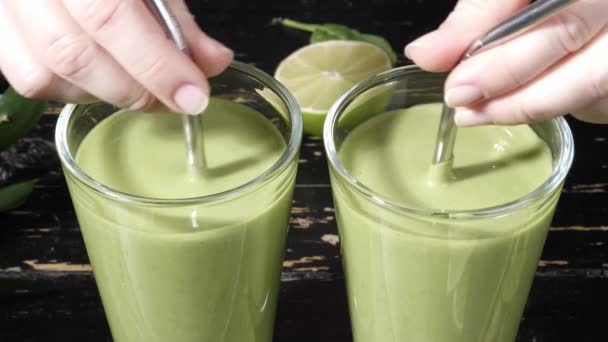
433,0,578,165
145,0,189,54
463,0,579,59
146,0,207,172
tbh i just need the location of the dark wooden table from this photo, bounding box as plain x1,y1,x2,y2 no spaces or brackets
1,1,608,341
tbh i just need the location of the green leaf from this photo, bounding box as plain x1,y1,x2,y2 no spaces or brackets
280,18,398,65
280,18,319,33
0,180,36,212
0,87,47,150
310,24,358,41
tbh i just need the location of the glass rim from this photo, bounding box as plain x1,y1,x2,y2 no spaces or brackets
323,65,574,219
55,61,303,206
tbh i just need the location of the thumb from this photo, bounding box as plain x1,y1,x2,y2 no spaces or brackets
405,0,530,72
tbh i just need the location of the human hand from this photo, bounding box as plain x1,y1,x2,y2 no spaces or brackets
0,0,233,115
405,0,608,126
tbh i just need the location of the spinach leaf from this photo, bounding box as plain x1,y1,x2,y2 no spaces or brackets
0,180,36,212
0,86,48,212
0,87,47,150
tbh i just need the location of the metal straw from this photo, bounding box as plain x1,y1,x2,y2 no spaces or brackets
146,0,207,173
433,0,578,165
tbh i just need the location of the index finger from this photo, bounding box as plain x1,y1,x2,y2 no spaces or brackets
62,0,209,115
405,0,529,72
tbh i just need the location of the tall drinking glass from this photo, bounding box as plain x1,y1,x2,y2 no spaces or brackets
324,66,573,341
56,62,302,342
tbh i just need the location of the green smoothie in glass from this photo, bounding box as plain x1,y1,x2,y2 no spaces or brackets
325,67,573,342
56,62,302,342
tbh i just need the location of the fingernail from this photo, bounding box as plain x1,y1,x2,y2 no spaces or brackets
445,85,483,107
174,84,208,115
454,109,491,127
404,45,414,60
405,31,437,59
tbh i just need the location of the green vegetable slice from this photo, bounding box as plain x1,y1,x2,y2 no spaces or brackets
281,18,398,65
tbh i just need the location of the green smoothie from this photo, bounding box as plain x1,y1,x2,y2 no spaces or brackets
334,103,558,341
67,99,295,341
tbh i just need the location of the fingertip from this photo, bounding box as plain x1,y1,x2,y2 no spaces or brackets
445,85,484,108
192,34,234,77
454,108,492,127
408,0,530,73
169,3,233,77
173,83,209,115
404,31,461,72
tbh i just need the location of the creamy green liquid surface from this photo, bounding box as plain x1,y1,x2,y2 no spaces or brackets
76,100,285,199
335,103,557,341
340,103,552,211
70,99,293,342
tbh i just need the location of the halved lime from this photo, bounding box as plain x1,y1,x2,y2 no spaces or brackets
275,40,392,136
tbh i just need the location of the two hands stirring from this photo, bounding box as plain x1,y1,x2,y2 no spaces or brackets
0,0,606,125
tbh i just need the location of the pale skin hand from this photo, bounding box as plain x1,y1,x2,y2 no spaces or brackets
405,0,608,126
0,0,233,115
